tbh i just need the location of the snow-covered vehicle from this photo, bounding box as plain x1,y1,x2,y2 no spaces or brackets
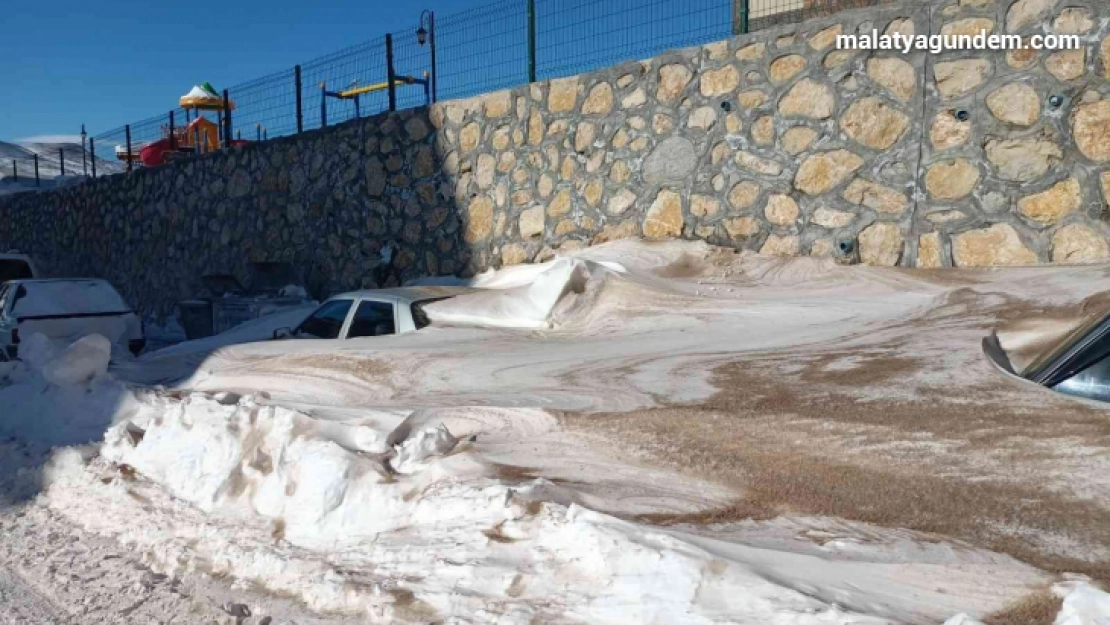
986,307,1110,404
0,253,39,282
0,278,145,361
273,287,474,340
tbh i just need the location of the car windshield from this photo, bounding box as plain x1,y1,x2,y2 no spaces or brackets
0,259,33,283
1051,323,1110,403
11,280,130,318
1023,309,1110,382
296,299,353,339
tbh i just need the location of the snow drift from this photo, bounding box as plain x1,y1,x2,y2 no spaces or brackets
6,240,1110,624
26,384,1056,623
423,257,607,329
420,240,728,330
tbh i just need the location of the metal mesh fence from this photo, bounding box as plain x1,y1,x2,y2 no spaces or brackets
300,36,389,132
534,0,732,79
435,0,530,100
0,158,45,187
746,0,889,31
228,68,300,140
391,29,436,111
0,144,120,194
91,126,128,165
89,0,882,174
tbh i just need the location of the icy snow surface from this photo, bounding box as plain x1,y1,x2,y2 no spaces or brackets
4,239,1110,623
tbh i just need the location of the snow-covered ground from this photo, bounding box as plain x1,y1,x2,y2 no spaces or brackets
3,239,1110,624
0,139,124,196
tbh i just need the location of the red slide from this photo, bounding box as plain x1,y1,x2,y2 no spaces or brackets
139,138,173,167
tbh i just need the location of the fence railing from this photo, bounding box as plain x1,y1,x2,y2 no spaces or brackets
1,157,43,188
0,146,96,191
85,0,886,172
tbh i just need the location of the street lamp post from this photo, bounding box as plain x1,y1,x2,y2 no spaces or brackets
417,10,437,103
80,124,88,177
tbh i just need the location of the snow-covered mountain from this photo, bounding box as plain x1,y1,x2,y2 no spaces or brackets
0,139,125,196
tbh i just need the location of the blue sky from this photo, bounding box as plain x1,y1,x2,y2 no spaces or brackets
0,0,495,142
1,0,734,144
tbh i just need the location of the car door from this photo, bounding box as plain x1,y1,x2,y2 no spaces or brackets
344,299,398,339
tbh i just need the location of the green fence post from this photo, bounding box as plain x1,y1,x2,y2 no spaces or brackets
526,0,537,82
386,33,397,112
740,0,750,34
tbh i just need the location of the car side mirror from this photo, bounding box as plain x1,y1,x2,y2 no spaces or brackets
273,327,293,340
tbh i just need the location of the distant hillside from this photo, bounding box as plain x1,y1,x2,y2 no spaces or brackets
0,139,125,196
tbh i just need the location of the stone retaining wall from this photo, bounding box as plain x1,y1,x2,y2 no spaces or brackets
1,0,1108,316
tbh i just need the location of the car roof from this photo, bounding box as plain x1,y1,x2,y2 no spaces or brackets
326,286,479,305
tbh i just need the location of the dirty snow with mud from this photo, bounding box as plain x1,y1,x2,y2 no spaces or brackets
3,239,1110,624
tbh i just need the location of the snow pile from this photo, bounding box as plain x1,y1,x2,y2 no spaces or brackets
391,423,459,473
98,394,497,550
41,334,112,386
0,333,138,448
1053,579,1110,625
417,240,724,330
424,257,608,329
13,385,1049,623
17,331,61,369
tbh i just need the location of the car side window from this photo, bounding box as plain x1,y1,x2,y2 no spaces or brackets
0,285,9,315
296,300,353,339
347,301,396,338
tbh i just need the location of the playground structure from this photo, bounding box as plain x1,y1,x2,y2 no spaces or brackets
320,72,430,126
113,74,429,169
115,83,251,168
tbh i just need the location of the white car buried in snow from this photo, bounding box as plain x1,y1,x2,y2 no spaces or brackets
272,286,475,341
0,279,145,361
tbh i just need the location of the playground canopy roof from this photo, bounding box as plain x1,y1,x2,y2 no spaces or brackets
179,83,235,111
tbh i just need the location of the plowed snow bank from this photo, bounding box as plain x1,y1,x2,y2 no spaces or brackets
26,386,1046,623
